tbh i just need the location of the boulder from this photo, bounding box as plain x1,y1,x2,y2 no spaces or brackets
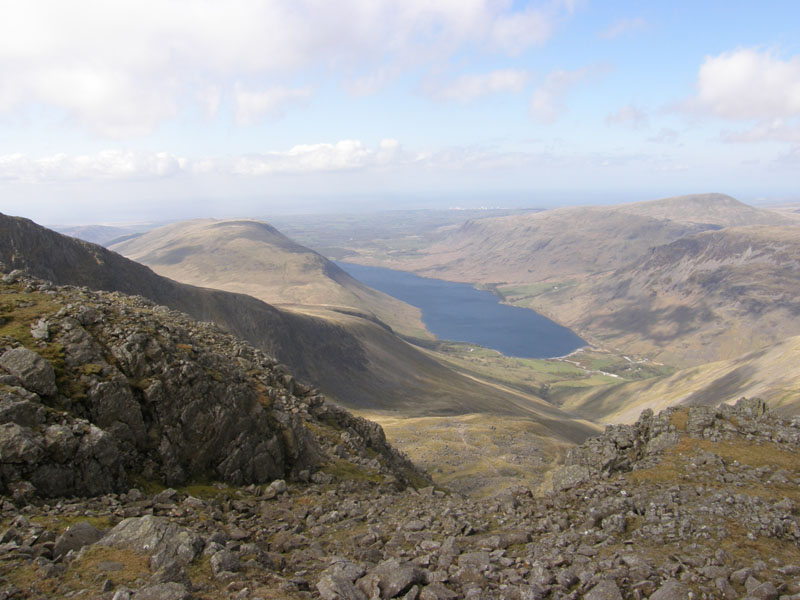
98,516,203,570
0,423,44,465
552,464,591,491
0,386,44,428
584,579,623,600
0,347,56,396
649,580,690,600
53,521,104,559
360,559,425,599
131,582,192,600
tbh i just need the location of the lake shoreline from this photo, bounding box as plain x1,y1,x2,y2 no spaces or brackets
336,261,586,359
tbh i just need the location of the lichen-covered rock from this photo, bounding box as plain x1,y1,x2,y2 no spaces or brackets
551,464,591,491
98,515,203,570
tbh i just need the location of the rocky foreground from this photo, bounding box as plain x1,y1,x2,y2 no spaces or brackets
2,269,800,599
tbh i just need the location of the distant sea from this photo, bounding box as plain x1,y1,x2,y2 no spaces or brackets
337,262,585,359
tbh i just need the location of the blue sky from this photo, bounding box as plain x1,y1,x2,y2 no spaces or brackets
1,0,799,225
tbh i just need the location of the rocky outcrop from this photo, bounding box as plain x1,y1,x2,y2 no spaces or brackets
3,396,800,600
0,347,56,396
0,269,426,499
553,396,797,490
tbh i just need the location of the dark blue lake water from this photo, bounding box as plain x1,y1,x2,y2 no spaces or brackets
337,262,586,359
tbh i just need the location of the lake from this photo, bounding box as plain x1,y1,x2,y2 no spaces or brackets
337,262,586,359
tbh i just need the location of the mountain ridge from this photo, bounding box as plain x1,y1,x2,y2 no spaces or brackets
109,218,430,340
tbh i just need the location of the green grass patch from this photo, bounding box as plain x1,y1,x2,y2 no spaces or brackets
30,514,116,534
322,458,383,483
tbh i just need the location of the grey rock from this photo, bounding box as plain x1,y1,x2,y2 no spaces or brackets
0,423,44,465
714,577,737,600
555,568,578,589
132,582,192,600
552,464,592,491
405,519,426,532
99,516,202,570
264,479,287,497
0,347,56,396
650,580,690,600
325,557,365,583
584,580,623,600
316,567,369,600
30,318,49,341
1,269,24,283
365,558,425,599
749,582,779,600
52,521,103,559
210,550,240,577
418,582,458,600
0,386,44,428
731,567,753,586
458,551,491,571
645,431,681,455
520,584,549,600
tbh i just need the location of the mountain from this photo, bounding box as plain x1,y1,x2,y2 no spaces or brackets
609,192,791,227
523,225,800,366
348,194,791,285
109,219,430,339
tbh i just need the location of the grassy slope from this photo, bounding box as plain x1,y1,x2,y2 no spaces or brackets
561,335,800,423
110,218,431,340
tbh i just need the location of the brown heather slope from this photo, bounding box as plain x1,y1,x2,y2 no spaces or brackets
0,213,598,447
522,225,800,366
110,218,430,340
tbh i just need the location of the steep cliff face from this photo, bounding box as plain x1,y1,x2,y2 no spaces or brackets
0,267,426,498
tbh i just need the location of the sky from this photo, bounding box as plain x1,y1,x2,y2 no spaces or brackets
1,0,799,225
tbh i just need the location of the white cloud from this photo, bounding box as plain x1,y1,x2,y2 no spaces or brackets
599,17,647,40
0,1,577,138
230,139,411,174
722,119,800,143
489,7,555,55
694,48,800,120
197,86,222,118
529,66,594,123
0,150,184,182
430,69,530,103
647,128,679,144
0,140,411,181
685,48,800,143
606,105,648,129
233,84,312,125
